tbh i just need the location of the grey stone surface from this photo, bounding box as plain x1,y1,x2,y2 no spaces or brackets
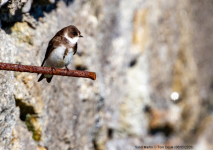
0,30,18,149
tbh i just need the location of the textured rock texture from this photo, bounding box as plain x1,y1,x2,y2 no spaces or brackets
0,0,213,150
0,30,18,150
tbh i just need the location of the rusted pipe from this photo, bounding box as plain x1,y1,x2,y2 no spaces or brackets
0,63,96,80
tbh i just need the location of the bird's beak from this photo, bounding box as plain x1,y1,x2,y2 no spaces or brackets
79,35,83,38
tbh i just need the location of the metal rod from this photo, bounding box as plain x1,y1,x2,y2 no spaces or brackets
0,63,96,80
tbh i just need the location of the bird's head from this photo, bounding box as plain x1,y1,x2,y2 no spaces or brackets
65,25,83,44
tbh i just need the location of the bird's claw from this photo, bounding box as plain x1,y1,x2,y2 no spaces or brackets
51,66,56,74
65,66,69,72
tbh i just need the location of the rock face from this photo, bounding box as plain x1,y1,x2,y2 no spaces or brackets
0,30,18,150
0,0,213,150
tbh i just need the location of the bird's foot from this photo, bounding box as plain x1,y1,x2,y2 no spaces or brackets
65,66,69,72
51,65,56,74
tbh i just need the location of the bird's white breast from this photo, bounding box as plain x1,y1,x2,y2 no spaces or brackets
64,48,74,66
44,45,74,68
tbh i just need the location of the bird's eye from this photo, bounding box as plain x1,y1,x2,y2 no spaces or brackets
73,32,77,35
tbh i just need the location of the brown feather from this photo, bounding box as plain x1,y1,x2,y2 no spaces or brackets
55,25,81,38
63,48,68,59
73,43,77,55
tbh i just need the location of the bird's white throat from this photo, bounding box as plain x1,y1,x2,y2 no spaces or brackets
64,33,79,44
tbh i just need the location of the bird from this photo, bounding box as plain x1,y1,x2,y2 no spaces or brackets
38,25,83,83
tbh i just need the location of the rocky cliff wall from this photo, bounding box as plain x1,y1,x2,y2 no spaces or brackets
0,0,213,150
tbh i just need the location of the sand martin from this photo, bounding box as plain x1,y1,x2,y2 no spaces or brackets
38,25,83,83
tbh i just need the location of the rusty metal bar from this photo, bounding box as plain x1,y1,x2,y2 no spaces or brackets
0,63,96,80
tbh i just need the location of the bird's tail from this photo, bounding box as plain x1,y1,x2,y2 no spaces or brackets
38,74,45,82
46,76,53,83
38,74,53,83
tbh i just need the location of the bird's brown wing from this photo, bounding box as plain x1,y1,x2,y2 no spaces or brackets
41,36,67,66
73,43,77,55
